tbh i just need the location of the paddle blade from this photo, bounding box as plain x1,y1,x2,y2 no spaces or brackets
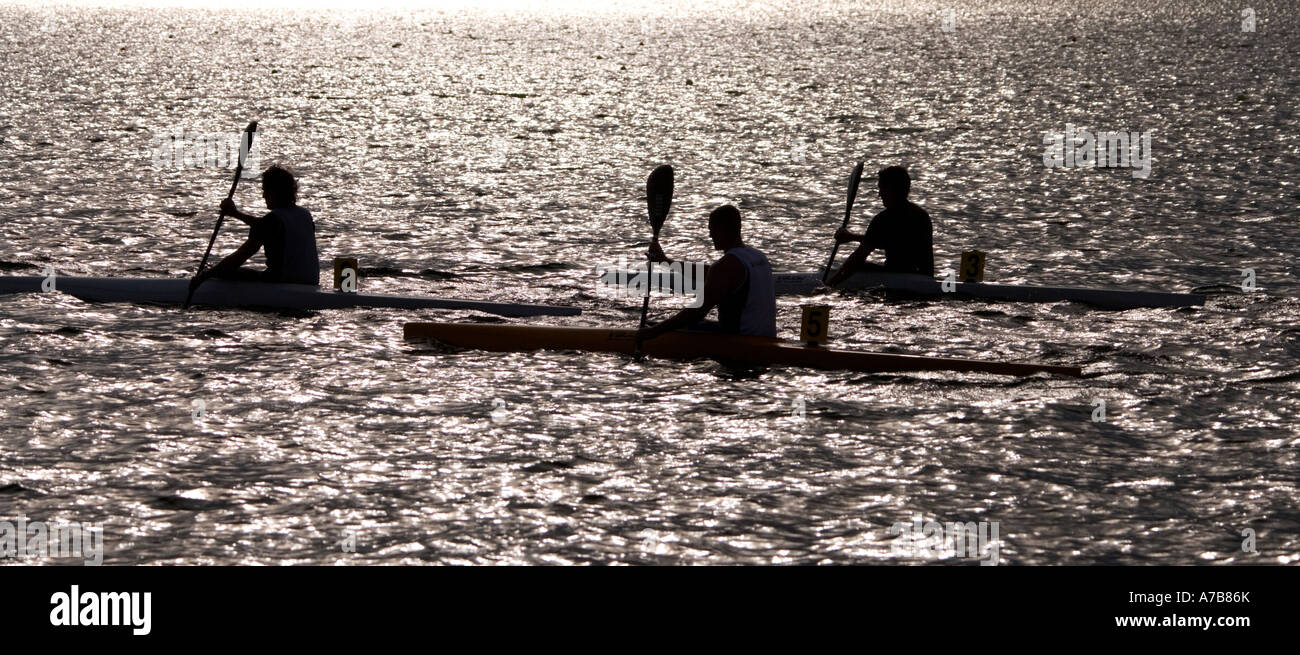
844,159,864,218
646,164,674,233
238,121,258,169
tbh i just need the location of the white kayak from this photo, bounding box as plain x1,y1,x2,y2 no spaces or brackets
772,271,1205,309
600,268,1205,310
0,276,580,317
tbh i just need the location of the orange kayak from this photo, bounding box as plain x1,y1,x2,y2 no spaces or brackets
403,323,1083,377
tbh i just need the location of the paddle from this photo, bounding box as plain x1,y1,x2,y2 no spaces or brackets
820,159,865,285
634,164,674,358
183,121,258,309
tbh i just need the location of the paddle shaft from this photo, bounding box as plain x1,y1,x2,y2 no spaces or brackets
821,160,865,284
184,122,257,308
636,225,662,331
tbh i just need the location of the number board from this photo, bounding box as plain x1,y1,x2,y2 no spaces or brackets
960,251,986,283
800,305,830,345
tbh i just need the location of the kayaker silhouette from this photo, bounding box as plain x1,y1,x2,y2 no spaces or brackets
826,165,934,285
188,165,320,291
636,204,777,339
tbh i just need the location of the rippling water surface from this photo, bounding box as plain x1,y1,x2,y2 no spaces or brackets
1,0,1297,564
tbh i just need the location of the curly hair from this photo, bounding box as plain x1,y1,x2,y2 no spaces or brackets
262,164,298,204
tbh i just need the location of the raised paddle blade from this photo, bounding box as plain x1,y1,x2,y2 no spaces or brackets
843,159,864,218
240,121,258,160
224,122,259,200
821,159,866,284
646,164,674,235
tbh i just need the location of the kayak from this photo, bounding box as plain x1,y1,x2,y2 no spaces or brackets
0,276,580,317
600,268,1205,309
403,322,1083,377
774,271,1206,309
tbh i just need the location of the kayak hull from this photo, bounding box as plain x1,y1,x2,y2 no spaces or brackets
775,271,1205,309
403,322,1083,377
0,276,580,317
601,268,1204,309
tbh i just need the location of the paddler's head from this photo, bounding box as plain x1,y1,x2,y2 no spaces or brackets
261,165,298,209
707,204,743,251
878,165,910,208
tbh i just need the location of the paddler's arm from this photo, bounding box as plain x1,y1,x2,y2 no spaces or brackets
647,240,711,275
219,198,263,226
827,229,875,286
636,254,742,340
189,237,262,290
833,227,866,244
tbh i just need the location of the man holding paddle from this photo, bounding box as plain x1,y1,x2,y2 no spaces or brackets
188,164,320,292
826,165,934,285
635,204,777,340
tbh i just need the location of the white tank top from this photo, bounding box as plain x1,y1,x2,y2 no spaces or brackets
721,246,777,337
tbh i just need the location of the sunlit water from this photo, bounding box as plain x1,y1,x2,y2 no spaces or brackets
1,0,1297,565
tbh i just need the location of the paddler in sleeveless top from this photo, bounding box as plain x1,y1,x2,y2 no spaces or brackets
188,164,320,291
635,204,778,340
826,165,934,285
